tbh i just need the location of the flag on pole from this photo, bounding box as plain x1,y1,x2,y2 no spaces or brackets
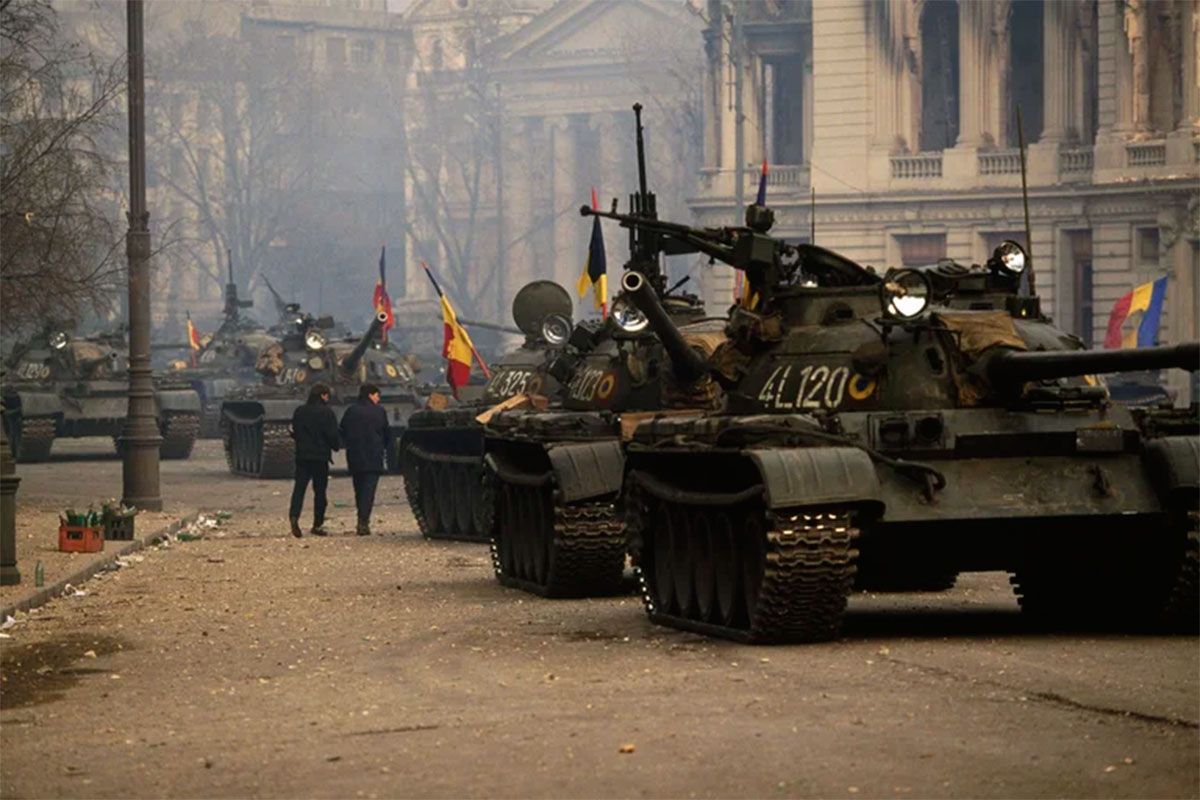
372,245,395,344
186,311,201,368
1103,276,1168,349
576,188,608,316
755,159,768,206
421,262,489,398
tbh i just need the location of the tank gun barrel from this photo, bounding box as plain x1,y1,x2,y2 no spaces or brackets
986,342,1199,386
459,318,523,336
339,312,388,376
77,351,120,373
621,271,709,385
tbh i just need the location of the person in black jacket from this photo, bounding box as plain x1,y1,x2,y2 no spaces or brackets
339,383,393,535
289,383,340,537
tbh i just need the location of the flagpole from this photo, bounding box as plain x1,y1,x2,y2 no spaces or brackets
420,262,491,379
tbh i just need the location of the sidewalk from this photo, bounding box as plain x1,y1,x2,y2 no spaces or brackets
0,505,193,619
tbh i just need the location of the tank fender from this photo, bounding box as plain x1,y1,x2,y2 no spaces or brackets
547,441,625,503
4,390,62,417
746,447,883,513
1143,436,1199,507
154,389,202,413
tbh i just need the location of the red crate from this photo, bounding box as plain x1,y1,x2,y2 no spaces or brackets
59,524,104,553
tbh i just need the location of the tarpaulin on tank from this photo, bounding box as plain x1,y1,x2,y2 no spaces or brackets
663,328,727,410
932,311,1026,359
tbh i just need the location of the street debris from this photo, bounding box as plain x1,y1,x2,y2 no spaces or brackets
618,743,636,754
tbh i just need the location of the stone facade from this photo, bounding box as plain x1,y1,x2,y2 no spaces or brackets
692,0,1198,400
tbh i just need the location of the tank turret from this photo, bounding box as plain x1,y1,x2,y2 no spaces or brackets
338,312,388,377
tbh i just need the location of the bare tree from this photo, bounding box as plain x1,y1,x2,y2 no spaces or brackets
0,0,125,334
145,17,326,309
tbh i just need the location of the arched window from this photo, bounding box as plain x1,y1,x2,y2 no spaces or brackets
919,0,959,151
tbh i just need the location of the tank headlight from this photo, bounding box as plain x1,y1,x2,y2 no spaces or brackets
307,355,324,370
540,313,571,346
610,297,649,334
991,240,1027,276
304,330,326,351
48,331,69,350
880,268,932,321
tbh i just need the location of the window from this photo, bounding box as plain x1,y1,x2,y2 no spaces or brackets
385,40,401,65
763,55,805,164
1066,230,1094,344
1009,0,1044,144
1136,227,1160,263
897,234,947,267
326,37,346,69
352,40,375,68
919,0,959,151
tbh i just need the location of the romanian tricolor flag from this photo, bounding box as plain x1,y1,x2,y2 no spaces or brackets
186,311,201,367
755,159,768,206
372,245,395,344
576,188,607,315
421,262,487,398
1104,276,1168,349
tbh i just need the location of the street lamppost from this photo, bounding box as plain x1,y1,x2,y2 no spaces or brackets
120,0,162,512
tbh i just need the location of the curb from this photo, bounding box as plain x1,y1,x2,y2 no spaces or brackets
0,513,198,621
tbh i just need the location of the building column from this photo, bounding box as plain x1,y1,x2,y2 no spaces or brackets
1042,1,1074,142
550,115,578,293
506,116,536,299
1178,1,1198,131
803,51,815,161
955,0,989,148
986,0,1011,147
871,3,899,149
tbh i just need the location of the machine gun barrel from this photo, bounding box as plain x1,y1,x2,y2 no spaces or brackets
986,342,1199,385
620,271,709,385
582,205,734,267
339,312,388,376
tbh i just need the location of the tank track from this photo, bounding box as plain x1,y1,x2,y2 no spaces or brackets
637,502,860,644
1010,509,1200,633
14,416,55,463
491,483,626,598
159,411,200,460
404,445,490,542
224,417,294,478
199,406,224,439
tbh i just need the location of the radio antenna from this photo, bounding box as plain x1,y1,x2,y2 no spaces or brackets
1016,105,1035,295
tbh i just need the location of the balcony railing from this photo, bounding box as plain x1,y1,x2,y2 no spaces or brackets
1126,141,1166,167
697,164,810,194
977,149,1022,175
890,152,943,180
1059,147,1093,174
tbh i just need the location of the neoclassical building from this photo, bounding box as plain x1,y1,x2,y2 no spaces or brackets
692,0,1198,400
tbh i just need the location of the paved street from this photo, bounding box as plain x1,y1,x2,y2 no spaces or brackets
1,440,1197,798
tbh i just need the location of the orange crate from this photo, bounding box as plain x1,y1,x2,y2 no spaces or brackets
59,524,104,553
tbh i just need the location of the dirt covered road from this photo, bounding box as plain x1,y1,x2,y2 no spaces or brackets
1,440,1197,798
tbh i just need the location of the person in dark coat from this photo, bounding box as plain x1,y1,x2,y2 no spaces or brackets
289,383,340,537
339,383,393,535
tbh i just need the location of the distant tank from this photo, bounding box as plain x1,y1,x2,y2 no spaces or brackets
592,198,1200,643
2,325,201,462
220,310,423,478
165,256,278,437
399,280,572,542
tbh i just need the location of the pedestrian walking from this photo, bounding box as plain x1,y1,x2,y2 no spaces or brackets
339,383,393,536
289,383,340,537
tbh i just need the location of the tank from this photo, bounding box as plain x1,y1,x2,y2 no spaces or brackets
399,280,573,542
594,202,1200,643
2,325,202,462
220,311,424,478
480,104,724,598
164,257,279,437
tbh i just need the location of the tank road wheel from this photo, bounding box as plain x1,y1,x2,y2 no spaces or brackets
12,415,55,463
421,462,442,535
437,463,459,538
712,512,743,627
740,512,767,623
1163,510,1199,633
692,513,718,623
159,411,199,460
453,465,475,538
651,504,675,615
670,507,695,619
530,489,551,586
521,487,541,582
472,465,494,540
490,484,514,580
401,447,430,538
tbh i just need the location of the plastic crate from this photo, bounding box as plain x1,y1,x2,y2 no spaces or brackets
103,512,136,541
59,524,104,553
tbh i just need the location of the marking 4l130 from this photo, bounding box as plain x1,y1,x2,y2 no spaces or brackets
755,363,878,411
